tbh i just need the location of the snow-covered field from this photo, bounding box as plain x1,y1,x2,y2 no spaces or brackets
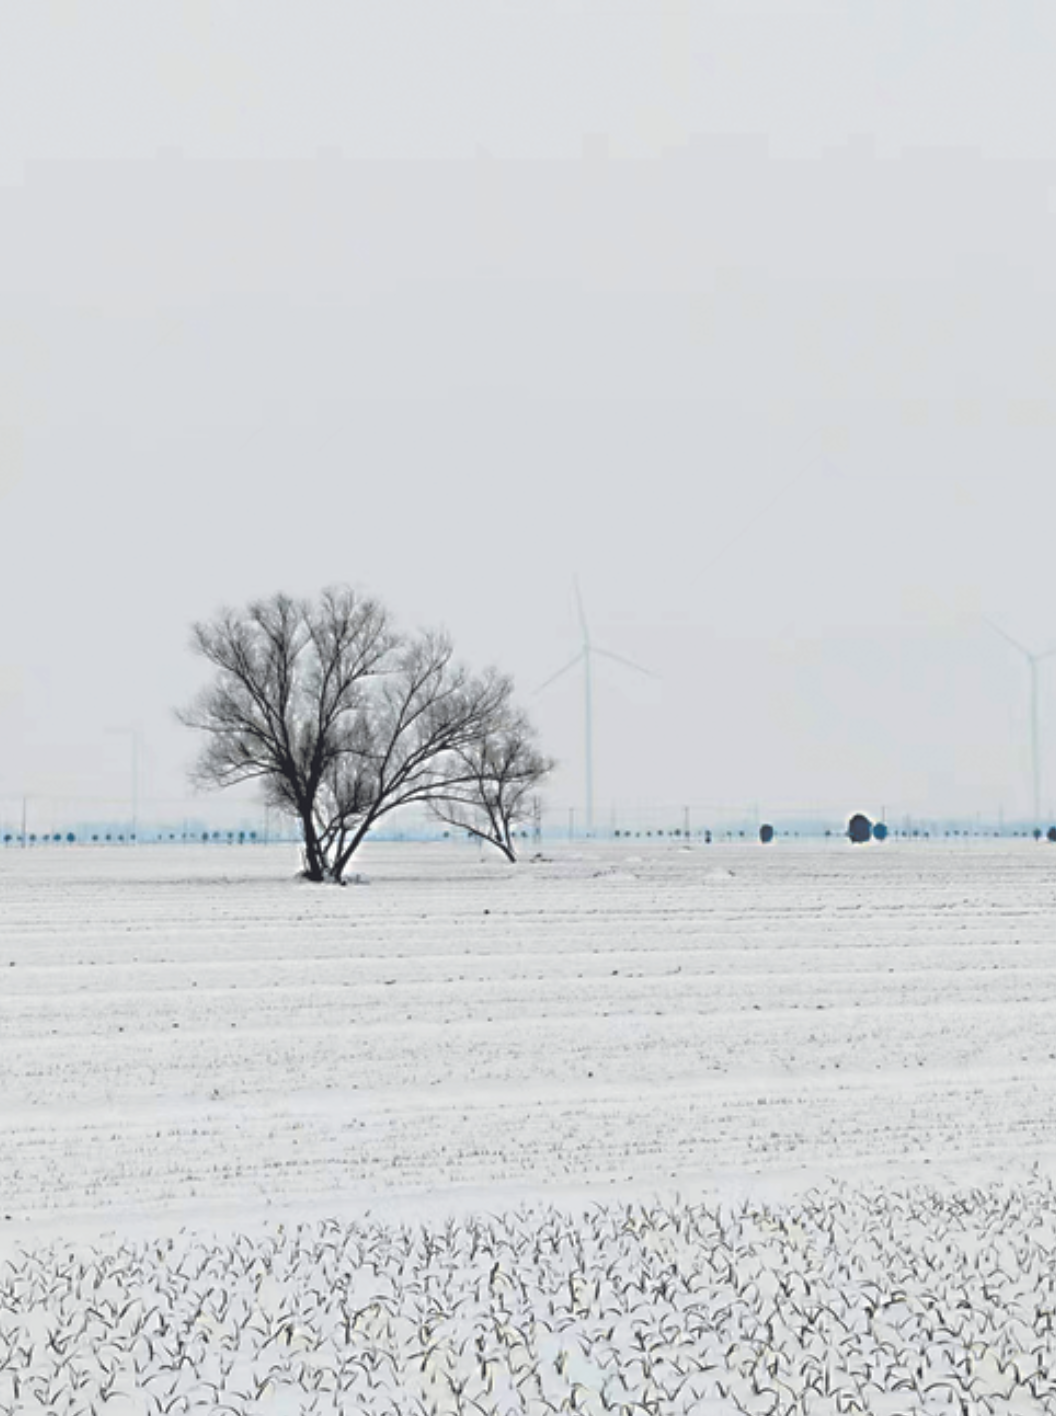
3,839,1056,1412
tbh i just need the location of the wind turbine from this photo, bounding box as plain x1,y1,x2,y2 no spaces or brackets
982,616,1056,825
538,581,655,835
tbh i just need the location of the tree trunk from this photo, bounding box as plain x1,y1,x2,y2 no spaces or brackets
300,812,328,882
493,818,518,862
332,816,374,883
465,823,517,862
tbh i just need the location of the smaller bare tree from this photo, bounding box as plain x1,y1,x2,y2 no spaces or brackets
319,631,519,879
429,712,554,860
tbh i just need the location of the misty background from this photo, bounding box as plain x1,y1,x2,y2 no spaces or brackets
4,1,1056,834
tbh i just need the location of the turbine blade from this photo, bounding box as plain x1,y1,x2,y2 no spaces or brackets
574,576,590,648
536,651,585,694
981,615,1031,659
591,645,658,679
697,441,832,578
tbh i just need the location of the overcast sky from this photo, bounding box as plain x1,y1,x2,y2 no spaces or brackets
5,1,1056,833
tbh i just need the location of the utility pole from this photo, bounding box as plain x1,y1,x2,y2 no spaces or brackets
106,726,140,842
583,622,593,834
131,730,139,842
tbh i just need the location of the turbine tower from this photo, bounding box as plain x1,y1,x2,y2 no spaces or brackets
983,616,1056,825
538,581,655,835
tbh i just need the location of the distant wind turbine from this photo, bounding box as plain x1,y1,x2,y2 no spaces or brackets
538,581,656,835
982,616,1056,825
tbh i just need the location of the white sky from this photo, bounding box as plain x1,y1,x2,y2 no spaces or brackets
4,1,1056,830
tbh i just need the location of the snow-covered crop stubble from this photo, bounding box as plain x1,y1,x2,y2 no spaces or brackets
4,1181,1056,1415
2,840,1055,1228
3,840,1056,1414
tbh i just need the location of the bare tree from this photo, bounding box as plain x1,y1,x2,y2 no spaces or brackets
429,712,553,860
180,587,549,881
179,588,395,881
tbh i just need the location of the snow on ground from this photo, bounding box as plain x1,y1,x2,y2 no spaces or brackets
2,838,1055,1237
2,838,1056,1412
